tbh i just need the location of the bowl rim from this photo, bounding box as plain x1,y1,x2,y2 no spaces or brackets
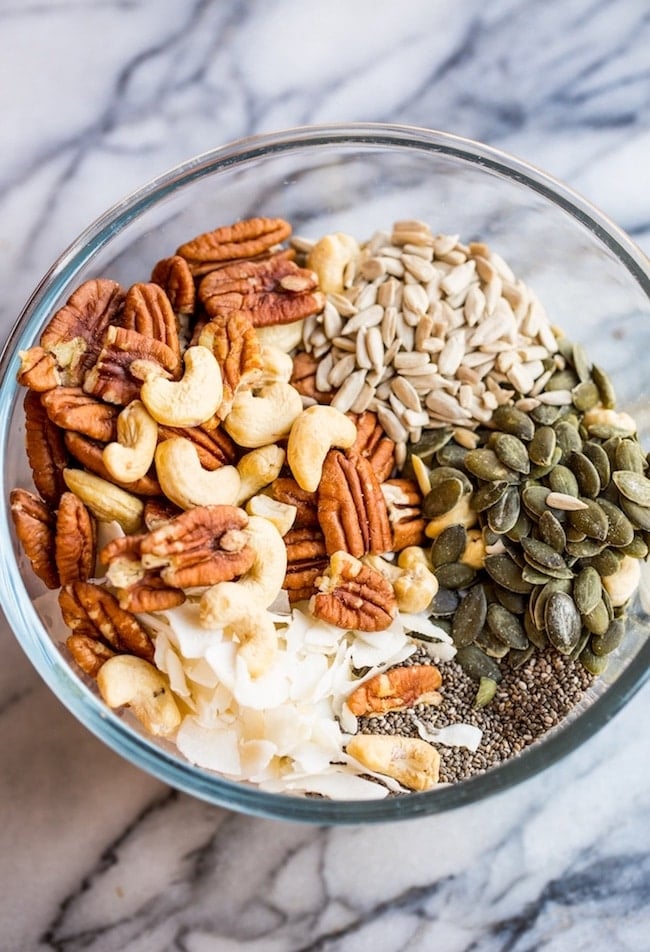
1,121,649,824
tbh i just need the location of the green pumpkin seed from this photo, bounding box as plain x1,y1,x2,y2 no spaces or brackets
491,406,535,441
493,433,530,474
494,586,528,614
533,578,572,630
596,498,635,548
554,420,583,461
484,553,533,594
528,426,557,467
521,537,571,573
505,511,533,542
487,486,521,534
573,566,602,615
428,465,473,494
579,644,609,675
473,676,498,708
521,564,556,585
547,464,580,497
571,380,600,412
620,533,649,559
455,644,503,682
529,447,563,479
569,629,591,661
435,561,476,590
486,603,528,649
423,477,465,518
409,428,453,464
583,441,611,487
544,591,582,654
569,451,601,498
591,364,616,409
570,342,591,382
429,586,460,617
430,524,467,567
568,498,609,541
464,448,519,483
471,480,509,512
508,644,536,669
591,617,625,656
451,584,488,646
565,538,605,558
475,628,510,658
530,403,562,426
615,439,647,475
581,598,610,636
521,484,551,519
524,612,549,648
619,496,650,531
588,423,635,440
546,368,580,391
537,510,567,552
584,547,624,578
436,443,469,468
612,469,650,507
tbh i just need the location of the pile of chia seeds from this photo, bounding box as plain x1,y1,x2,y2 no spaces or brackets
359,648,595,783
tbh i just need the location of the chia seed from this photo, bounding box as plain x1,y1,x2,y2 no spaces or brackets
358,647,594,784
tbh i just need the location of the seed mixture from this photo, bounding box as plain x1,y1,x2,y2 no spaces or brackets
9,214,649,800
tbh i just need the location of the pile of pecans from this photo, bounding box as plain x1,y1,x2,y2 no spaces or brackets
8,213,649,797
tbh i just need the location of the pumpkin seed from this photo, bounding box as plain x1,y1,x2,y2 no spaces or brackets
530,403,562,426
570,342,591,382
493,433,530,474
528,426,557,467
484,553,533,594
523,560,573,583
429,586,460,617
615,439,647,475
565,538,605,558
471,480,508,512
507,644,536,669
569,629,591,661
581,598,610,636
473,676,498,708
524,612,549,648
409,428,454,463
487,486,521,534
537,510,567,552
591,364,616,409
583,441,611,487
594,497,635,548
573,566,602,615
428,465,473,493
568,498,609,541
554,420,583,461
548,464,580,497
612,470,650,507
430,524,467,567
494,586,528,614
591,617,625,656
436,443,469,468
571,380,600,412
544,591,582,654
569,451,601,498
579,644,609,675
435,561,476,590
522,484,551,519
584,548,624,577
620,533,649,559
464,448,518,482
505,511,533,543
486,603,528,649
533,578,572,630
546,368,580,391
423,477,465,518
452,584,487,647
619,496,650,531
455,644,503,682
491,405,535,441
475,628,510,658
521,537,570,573
588,423,635,440
529,447,563,479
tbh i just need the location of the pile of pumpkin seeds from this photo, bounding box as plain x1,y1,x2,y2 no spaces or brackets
412,335,649,685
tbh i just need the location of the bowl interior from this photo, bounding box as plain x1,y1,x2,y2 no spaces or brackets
1,126,649,822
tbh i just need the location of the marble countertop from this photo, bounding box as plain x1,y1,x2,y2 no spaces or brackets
1,2,649,949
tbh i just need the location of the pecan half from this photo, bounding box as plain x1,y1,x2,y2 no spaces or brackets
318,450,392,558
10,488,59,589
17,346,60,391
346,664,442,716
199,256,324,327
151,255,196,315
290,351,332,405
122,283,182,366
177,216,292,275
198,312,263,418
55,491,96,584
139,504,255,588
41,387,119,442
39,279,125,386
283,526,328,603
157,423,237,470
99,533,186,613
348,411,396,481
83,325,179,406
269,477,319,529
66,634,116,678
23,390,69,507
59,580,154,663
381,478,426,551
64,431,161,496
310,551,396,632
142,497,183,530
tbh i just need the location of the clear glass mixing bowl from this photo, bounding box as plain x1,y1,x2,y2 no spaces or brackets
1,124,649,823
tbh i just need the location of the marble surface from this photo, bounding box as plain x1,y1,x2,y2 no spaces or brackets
1,1,649,949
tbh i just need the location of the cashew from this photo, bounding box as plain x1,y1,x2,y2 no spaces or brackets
63,468,143,533
97,655,181,736
246,494,297,538
255,320,304,354
140,346,223,427
346,734,440,791
258,345,294,385
287,405,358,492
234,514,287,607
393,546,439,614
461,529,487,569
424,495,477,539
102,400,158,483
235,445,286,506
199,581,277,677
155,437,240,510
224,382,303,448
602,555,641,607
307,232,359,294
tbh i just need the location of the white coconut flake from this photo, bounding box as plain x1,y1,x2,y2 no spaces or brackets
176,719,242,776
398,611,455,644
412,715,483,751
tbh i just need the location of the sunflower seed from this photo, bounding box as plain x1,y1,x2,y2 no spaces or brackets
330,369,367,413
545,491,589,511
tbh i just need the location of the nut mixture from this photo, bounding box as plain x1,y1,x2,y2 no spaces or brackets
9,215,649,799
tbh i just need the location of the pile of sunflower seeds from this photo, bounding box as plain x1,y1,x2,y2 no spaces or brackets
296,221,561,465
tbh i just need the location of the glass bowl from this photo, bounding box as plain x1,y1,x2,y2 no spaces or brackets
1,124,649,824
